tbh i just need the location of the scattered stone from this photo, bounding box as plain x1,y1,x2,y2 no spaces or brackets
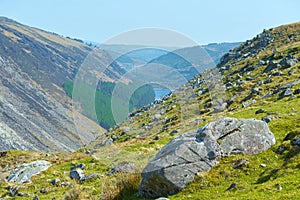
225,82,234,88
33,196,39,200
153,136,159,140
100,137,113,146
279,55,298,69
283,130,300,141
275,183,283,191
255,109,265,114
59,182,71,187
70,169,84,180
264,78,272,84
273,81,300,94
0,151,7,158
246,77,255,81
288,68,296,75
260,163,267,168
107,162,136,176
232,159,249,169
261,115,275,123
252,87,260,94
9,186,19,196
291,138,300,149
280,88,293,98
7,160,51,184
226,183,237,191
70,164,85,171
277,146,286,154
121,127,131,135
124,137,131,142
154,114,162,120
293,88,300,95
263,61,280,73
81,173,104,181
242,99,257,108
272,72,282,76
169,130,179,136
17,192,29,197
40,188,49,194
258,60,266,66
50,179,59,186
138,118,275,198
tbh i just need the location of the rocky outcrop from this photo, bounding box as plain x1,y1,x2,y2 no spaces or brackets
138,118,275,198
7,160,51,184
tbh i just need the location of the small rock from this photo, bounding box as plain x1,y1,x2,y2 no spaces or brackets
225,82,234,88
81,173,103,181
255,109,265,114
70,169,84,180
59,182,71,187
280,89,293,98
277,146,286,154
272,72,282,77
107,162,136,175
50,179,59,186
242,99,257,108
40,188,49,194
291,137,300,148
153,136,159,141
154,114,162,120
70,163,85,171
169,130,179,136
33,196,39,200
100,137,113,146
260,163,267,168
293,88,300,95
0,151,7,158
232,159,249,169
17,192,29,197
155,198,169,200
252,87,260,94
263,61,280,73
9,186,19,197
262,116,274,123
280,55,298,69
124,137,131,142
275,184,283,191
258,60,266,66
226,183,237,191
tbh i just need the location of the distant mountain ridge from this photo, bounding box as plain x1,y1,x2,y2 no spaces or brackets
100,42,240,73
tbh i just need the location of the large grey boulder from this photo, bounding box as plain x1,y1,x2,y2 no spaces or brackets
138,118,275,198
7,160,51,184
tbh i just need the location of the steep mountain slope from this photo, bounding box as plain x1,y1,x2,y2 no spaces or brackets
0,17,126,152
0,22,299,199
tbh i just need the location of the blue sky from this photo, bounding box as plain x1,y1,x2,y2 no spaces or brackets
0,0,299,45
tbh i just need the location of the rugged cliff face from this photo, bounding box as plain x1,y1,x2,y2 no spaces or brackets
0,17,126,152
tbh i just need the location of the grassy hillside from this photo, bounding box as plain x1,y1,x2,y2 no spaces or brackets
0,22,299,199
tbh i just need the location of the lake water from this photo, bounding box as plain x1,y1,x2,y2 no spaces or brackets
154,89,171,100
